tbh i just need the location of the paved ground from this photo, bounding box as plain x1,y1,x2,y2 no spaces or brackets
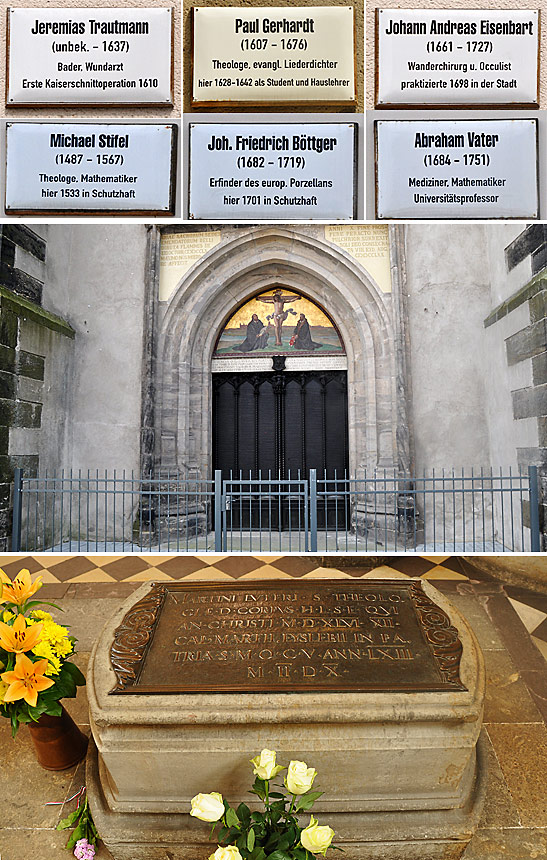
0,555,546,860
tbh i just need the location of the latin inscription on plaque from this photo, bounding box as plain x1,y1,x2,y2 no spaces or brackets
376,9,539,107
5,123,177,214
109,581,466,694
375,119,538,219
188,122,356,220
192,6,355,106
7,7,173,106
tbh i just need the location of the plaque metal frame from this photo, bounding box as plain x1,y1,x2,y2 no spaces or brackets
6,7,175,108
374,117,540,221
190,6,357,109
374,8,540,110
109,580,467,695
4,122,178,216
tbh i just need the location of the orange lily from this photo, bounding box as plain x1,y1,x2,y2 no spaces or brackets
0,614,43,653
1,653,54,707
0,568,42,606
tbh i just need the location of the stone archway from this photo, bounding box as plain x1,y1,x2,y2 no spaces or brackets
155,227,399,477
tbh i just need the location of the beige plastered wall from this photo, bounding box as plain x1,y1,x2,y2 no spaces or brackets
0,0,181,117
183,0,364,113
366,0,545,109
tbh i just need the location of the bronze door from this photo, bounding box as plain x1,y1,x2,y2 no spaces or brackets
212,368,348,529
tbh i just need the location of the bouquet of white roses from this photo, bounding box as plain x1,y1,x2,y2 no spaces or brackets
190,749,341,860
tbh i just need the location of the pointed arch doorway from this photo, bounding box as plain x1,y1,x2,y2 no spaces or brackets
211,288,349,529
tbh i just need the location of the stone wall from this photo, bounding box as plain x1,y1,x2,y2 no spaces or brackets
0,226,74,550
483,225,547,547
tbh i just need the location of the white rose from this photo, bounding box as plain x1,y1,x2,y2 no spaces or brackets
300,815,335,856
250,748,284,780
285,759,317,795
190,792,225,822
208,847,243,860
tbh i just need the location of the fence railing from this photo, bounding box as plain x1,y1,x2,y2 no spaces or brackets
11,466,541,553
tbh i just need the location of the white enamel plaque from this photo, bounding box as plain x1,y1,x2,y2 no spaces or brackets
7,7,173,105
192,6,355,105
189,123,356,220
375,119,538,219
376,9,539,107
6,124,176,213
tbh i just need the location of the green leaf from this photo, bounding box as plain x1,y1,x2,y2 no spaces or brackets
295,791,323,812
265,833,280,851
63,661,86,686
266,851,292,860
66,819,86,851
57,808,82,830
250,849,267,860
237,802,251,825
247,829,256,851
24,600,63,612
275,833,292,852
225,807,240,828
268,792,285,799
249,787,265,799
10,709,19,737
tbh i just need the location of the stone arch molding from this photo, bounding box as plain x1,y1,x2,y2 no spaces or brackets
157,227,398,476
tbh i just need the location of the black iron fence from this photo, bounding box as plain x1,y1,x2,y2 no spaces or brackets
11,466,541,553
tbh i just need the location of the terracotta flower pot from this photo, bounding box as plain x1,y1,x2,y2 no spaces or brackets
28,705,88,770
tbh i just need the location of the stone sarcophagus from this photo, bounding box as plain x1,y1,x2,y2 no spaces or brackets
87,578,486,860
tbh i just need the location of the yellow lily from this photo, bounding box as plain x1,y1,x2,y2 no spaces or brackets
0,614,43,653
1,653,54,707
0,568,43,606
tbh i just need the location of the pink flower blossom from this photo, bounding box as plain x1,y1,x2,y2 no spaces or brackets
74,838,95,860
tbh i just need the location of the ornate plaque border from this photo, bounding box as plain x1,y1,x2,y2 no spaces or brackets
109,583,167,693
109,580,467,695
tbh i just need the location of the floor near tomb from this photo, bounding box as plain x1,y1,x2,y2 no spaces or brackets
0,556,545,860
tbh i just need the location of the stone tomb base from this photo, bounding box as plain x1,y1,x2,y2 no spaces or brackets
87,580,487,860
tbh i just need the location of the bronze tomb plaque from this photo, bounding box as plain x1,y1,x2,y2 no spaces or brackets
109,580,466,694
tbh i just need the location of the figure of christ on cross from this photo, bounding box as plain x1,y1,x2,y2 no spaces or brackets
257,289,302,346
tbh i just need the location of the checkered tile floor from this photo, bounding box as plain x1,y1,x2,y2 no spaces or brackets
0,553,470,583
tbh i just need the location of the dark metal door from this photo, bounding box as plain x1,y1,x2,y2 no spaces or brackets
212,366,349,528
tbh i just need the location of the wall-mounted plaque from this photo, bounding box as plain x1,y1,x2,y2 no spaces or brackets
5,123,177,214
375,119,538,219
7,7,173,106
376,9,539,108
191,6,355,107
109,580,466,694
188,122,357,219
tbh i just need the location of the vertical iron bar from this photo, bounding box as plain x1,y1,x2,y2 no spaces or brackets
310,468,317,553
214,470,222,552
529,465,541,551
11,467,23,551
499,466,506,551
